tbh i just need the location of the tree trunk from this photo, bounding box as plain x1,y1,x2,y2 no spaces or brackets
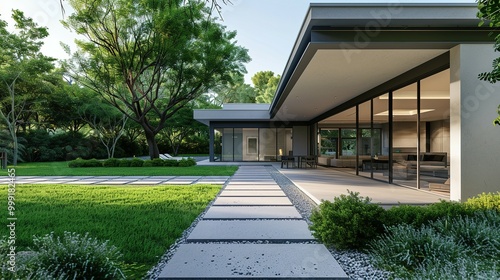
144,129,160,159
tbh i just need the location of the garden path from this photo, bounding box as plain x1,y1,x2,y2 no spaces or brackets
157,165,348,279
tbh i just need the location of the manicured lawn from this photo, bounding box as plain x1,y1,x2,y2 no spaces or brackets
4,161,238,176
0,184,221,278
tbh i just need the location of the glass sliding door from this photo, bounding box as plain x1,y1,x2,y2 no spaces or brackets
419,70,450,191
277,128,292,160
392,83,419,187
373,94,389,182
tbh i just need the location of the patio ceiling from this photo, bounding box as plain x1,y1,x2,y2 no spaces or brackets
272,48,448,123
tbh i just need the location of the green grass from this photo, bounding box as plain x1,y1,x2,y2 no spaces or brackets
4,161,238,176
0,184,222,278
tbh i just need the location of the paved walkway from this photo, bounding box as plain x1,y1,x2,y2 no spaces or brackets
158,166,348,279
0,176,230,185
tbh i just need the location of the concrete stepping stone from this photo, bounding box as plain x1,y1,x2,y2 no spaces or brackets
187,220,314,242
229,181,278,185
219,190,286,197
213,196,292,206
204,206,302,219
158,243,348,279
225,184,281,190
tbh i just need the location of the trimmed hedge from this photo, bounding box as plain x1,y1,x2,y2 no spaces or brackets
69,157,196,168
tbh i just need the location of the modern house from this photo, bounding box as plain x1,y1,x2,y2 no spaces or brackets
194,3,500,201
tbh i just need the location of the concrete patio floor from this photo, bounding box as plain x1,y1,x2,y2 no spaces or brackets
197,159,449,207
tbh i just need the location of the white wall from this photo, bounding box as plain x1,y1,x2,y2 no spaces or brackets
450,44,500,201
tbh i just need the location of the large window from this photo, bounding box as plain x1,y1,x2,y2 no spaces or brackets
214,127,292,161
317,69,450,191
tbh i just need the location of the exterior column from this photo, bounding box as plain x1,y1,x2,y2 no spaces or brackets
450,44,500,201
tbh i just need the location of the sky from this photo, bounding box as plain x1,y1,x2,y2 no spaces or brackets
0,0,476,84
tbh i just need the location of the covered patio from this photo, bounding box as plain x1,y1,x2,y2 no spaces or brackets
197,160,447,207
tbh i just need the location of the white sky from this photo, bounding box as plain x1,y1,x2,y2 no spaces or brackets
0,0,475,84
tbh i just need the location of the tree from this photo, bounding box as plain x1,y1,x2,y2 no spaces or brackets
79,101,128,159
62,0,249,159
251,71,280,103
477,1,500,125
160,103,206,156
0,10,57,165
209,73,256,106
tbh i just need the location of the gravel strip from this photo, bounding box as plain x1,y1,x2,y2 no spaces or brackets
146,166,392,280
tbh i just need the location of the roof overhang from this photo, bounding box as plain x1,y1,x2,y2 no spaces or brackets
270,3,495,123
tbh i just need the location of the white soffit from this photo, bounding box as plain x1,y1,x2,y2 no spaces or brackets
273,48,447,122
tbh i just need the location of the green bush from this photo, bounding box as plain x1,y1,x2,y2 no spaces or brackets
142,160,153,167
68,158,102,168
309,191,385,249
151,158,164,167
31,232,125,279
103,158,120,167
178,157,196,167
163,159,179,167
383,200,471,227
369,224,466,274
129,158,144,167
370,211,500,279
465,192,500,211
118,159,131,167
431,211,500,259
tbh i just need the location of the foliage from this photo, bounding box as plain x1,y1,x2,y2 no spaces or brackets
309,191,385,249
118,159,131,167
10,161,238,176
0,184,221,278
178,157,197,167
251,71,281,103
208,72,256,105
129,158,144,167
0,10,59,165
465,191,500,211
68,158,102,168
163,159,179,167
383,200,472,228
103,158,120,167
31,232,125,279
370,224,467,274
370,211,500,279
22,130,107,162
62,0,250,159
477,0,500,83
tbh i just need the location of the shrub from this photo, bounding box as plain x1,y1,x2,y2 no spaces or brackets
68,158,102,168
142,160,153,167
383,200,471,227
118,159,131,167
163,159,179,167
431,211,500,259
465,192,500,211
178,157,196,167
103,158,120,167
151,158,164,167
31,232,125,280
309,191,385,249
369,224,466,274
129,158,144,167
